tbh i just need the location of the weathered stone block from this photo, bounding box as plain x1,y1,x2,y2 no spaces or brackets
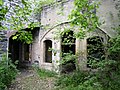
0,38,8,42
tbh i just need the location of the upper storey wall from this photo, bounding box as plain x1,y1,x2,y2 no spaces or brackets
97,0,119,36
41,0,74,27
41,0,119,37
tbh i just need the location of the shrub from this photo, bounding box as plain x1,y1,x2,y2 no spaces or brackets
0,54,18,90
56,71,90,89
56,59,120,90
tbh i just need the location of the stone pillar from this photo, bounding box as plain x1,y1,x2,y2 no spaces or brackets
53,40,61,73
76,38,87,70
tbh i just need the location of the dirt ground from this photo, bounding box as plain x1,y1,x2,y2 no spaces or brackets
7,69,56,90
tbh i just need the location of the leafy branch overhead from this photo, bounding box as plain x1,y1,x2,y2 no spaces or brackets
0,0,7,30
0,0,40,44
69,0,100,38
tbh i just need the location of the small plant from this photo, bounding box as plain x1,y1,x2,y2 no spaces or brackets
36,68,57,78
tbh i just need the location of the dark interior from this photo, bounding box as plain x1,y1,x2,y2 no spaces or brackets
61,31,76,73
44,40,52,63
87,36,104,68
9,37,30,68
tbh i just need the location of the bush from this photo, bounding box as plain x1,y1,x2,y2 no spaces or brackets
56,71,90,89
56,59,120,90
0,54,18,90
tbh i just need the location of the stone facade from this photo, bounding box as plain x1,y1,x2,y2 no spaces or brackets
31,0,119,72
0,0,119,72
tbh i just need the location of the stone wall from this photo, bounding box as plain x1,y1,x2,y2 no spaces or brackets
41,0,73,27
0,31,8,59
32,0,119,72
40,0,119,36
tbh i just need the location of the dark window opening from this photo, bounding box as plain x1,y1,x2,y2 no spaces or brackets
62,45,75,54
44,40,52,63
9,37,19,63
62,30,75,45
61,31,76,73
87,36,105,68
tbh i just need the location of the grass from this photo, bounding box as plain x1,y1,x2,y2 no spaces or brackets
36,68,57,78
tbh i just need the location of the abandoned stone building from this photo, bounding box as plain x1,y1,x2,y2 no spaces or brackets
0,0,119,72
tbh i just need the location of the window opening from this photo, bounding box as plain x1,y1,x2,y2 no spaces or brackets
44,40,52,63
61,30,76,73
87,36,105,68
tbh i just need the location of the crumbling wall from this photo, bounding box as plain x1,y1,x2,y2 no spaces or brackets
32,0,119,71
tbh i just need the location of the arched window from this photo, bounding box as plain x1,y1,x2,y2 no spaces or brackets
87,36,105,68
44,40,52,63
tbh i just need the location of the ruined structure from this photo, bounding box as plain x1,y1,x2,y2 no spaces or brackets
31,0,119,72
1,0,119,72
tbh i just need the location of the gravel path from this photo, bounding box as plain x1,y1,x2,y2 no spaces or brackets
8,69,56,90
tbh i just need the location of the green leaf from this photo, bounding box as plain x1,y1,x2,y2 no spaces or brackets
0,0,3,5
12,36,17,40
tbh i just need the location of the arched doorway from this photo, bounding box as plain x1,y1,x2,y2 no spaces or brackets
9,37,30,68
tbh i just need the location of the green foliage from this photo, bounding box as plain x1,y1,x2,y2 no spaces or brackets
56,71,103,90
8,0,37,44
37,69,57,78
69,0,100,39
60,52,76,64
0,0,40,44
109,35,120,54
6,0,36,30
0,0,7,30
33,64,57,78
12,31,33,44
34,0,54,16
56,71,89,87
56,0,120,89
56,58,120,90
0,54,18,90
87,36,105,69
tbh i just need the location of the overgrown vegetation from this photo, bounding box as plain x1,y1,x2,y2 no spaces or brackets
0,0,120,89
36,69,57,78
0,0,40,44
55,0,120,90
0,54,18,90
33,64,57,78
